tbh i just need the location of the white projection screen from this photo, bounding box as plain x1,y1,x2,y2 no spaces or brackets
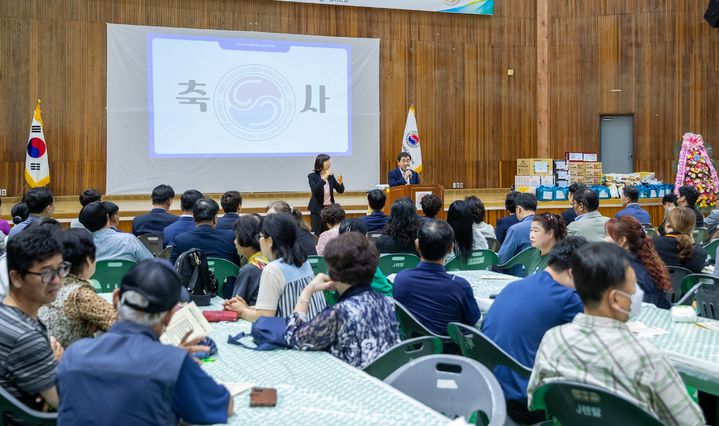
106,24,380,194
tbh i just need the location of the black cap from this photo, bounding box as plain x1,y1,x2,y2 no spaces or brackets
119,259,182,313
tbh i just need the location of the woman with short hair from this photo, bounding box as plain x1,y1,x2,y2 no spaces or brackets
307,154,345,236
225,214,269,306
316,203,346,256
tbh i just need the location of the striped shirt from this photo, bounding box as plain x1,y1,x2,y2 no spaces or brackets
527,313,705,426
255,259,326,319
0,304,57,410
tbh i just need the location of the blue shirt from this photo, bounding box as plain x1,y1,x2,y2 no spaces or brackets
481,271,583,402
132,208,178,236
359,211,389,233
392,262,481,336
495,214,519,244
6,215,40,241
93,228,154,263
498,214,534,270
615,203,651,224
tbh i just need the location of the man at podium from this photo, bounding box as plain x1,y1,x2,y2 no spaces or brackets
388,152,420,187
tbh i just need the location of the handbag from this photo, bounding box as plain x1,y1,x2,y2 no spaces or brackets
227,316,289,351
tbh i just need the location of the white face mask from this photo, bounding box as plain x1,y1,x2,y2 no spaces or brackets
615,285,644,320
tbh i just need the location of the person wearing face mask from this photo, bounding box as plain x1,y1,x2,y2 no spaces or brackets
388,152,420,187
527,243,705,426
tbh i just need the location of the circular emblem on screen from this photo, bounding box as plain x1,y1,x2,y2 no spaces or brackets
27,138,46,158
405,131,421,148
442,0,461,5
214,65,295,141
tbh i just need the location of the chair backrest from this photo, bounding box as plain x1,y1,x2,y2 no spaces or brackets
0,385,57,425
666,265,694,303
644,227,659,239
447,322,532,377
495,247,539,278
531,380,663,426
703,238,719,263
91,260,137,293
392,299,450,340
363,336,443,380
384,354,507,426
679,272,719,297
156,245,173,260
693,227,710,245
485,237,500,253
207,258,240,298
307,255,328,275
366,232,383,242
137,233,164,256
445,250,499,272
378,253,421,276
694,282,719,319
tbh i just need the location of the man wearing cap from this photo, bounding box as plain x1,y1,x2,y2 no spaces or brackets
56,259,233,425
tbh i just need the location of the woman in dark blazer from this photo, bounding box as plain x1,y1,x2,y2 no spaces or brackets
308,154,344,235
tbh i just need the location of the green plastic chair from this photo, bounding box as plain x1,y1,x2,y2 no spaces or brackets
495,247,539,277
207,258,240,297
531,380,663,426
91,260,137,293
486,237,500,253
391,299,456,353
445,249,498,272
693,227,710,245
447,322,532,377
323,290,339,306
703,238,719,263
378,253,420,276
679,282,719,319
644,227,659,239
680,273,719,296
666,265,694,303
363,336,443,380
307,255,328,275
0,385,57,425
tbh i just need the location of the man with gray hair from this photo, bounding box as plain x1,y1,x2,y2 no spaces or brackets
57,259,233,424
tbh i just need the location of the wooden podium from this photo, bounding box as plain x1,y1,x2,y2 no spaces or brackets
384,184,445,219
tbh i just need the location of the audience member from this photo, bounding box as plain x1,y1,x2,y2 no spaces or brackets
7,187,55,240
561,183,585,225
527,242,705,426
38,228,115,347
70,189,101,229
419,194,442,224
316,203,346,256
465,195,495,240
659,193,678,234
131,184,178,236
654,207,708,273
393,220,480,335
10,202,30,226
338,218,392,296
527,213,567,275
285,232,399,368
447,200,488,264
2,225,64,412
498,193,537,275
495,191,520,243
163,189,204,247
482,237,586,424
103,201,121,231
224,213,326,321
375,197,419,255
567,188,609,242
0,198,11,236
605,216,671,309
217,190,242,230
615,186,651,224
678,185,704,227
80,201,153,263
170,198,241,265
57,260,233,425
228,215,268,305
388,152,420,187
359,189,389,233
266,201,318,256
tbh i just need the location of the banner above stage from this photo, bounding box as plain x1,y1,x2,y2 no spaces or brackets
275,0,495,15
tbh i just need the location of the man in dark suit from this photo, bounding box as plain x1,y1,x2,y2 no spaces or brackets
131,184,178,236
169,198,241,265
388,152,420,187
163,189,204,247
561,183,585,226
217,191,242,230
677,185,705,228
359,189,389,232
495,191,520,244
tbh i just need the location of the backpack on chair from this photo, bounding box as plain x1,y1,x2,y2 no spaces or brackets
174,248,218,306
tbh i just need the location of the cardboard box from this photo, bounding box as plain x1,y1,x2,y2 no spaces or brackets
515,186,537,194
555,170,570,180
515,175,542,187
517,159,531,175
583,153,598,162
540,175,555,186
566,152,584,161
554,160,569,171
531,158,554,176
556,179,570,188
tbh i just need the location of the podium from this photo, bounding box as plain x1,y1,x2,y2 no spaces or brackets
384,184,445,219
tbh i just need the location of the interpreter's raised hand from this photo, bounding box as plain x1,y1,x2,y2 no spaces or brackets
337,174,343,185
179,330,210,357
308,273,335,293
224,296,249,315
49,336,64,361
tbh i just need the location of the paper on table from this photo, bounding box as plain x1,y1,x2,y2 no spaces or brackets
695,321,719,332
219,382,254,397
160,302,212,346
627,321,668,338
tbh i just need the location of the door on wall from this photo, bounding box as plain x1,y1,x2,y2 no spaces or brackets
600,115,634,174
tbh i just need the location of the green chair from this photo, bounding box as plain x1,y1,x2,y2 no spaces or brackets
91,260,137,293
693,227,710,245
0,385,57,425
323,290,339,306
307,255,328,275
207,258,240,298
703,238,719,263
644,227,660,239
363,336,443,380
680,282,719,319
680,273,719,296
447,322,532,378
445,249,498,272
156,246,173,260
667,265,694,303
495,247,539,278
531,380,663,426
486,237,500,253
392,299,455,352
378,253,420,276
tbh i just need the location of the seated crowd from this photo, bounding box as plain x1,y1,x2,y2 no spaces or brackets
0,182,715,425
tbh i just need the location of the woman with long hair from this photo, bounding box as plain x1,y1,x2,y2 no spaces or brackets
605,216,671,309
527,213,567,275
224,213,326,321
447,200,488,262
374,198,419,255
266,200,317,256
654,206,708,273
307,154,345,236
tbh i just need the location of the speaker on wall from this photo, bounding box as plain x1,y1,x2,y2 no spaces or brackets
706,0,719,27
